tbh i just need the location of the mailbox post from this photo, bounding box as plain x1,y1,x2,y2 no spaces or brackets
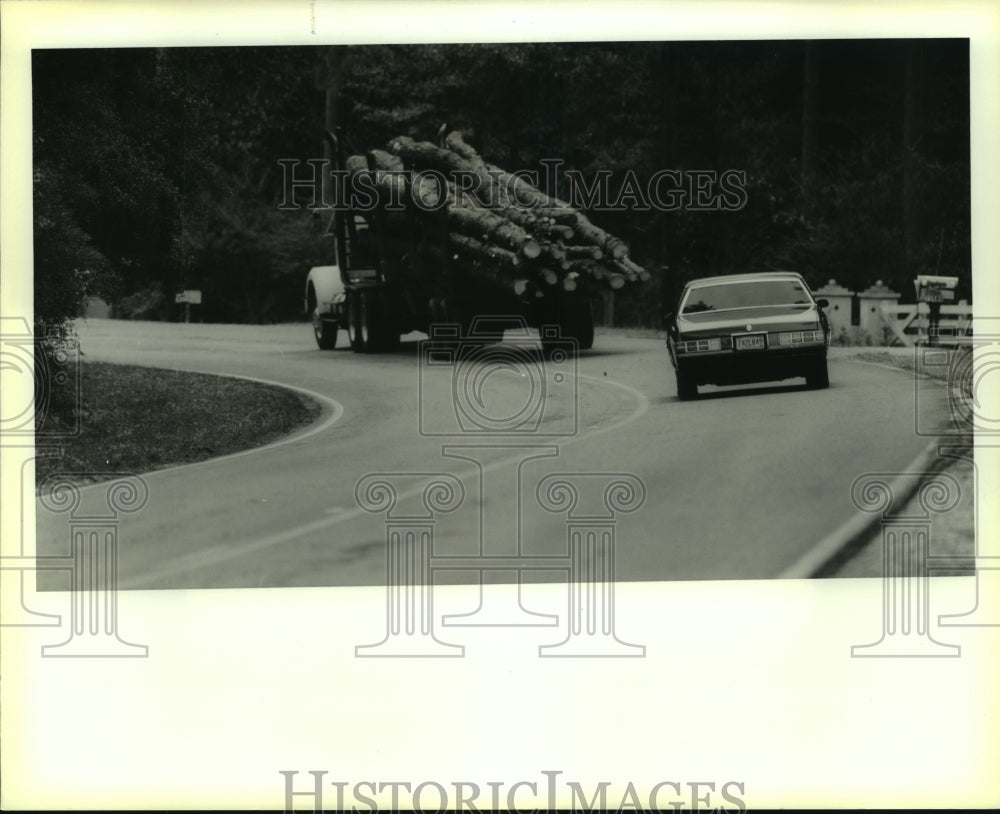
174,290,202,323
914,275,957,345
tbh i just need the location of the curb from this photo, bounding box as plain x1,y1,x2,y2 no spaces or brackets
776,440,949,578
778,355,964,578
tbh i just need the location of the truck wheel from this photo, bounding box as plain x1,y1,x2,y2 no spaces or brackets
358,290,374,352
676,369,698,400
566,295,594,350
806,358,830,389
313,310,338,350
542,293,594,352
346,292,366,353
355,289,401,353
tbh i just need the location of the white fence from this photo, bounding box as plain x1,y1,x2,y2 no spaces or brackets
878,302,974,347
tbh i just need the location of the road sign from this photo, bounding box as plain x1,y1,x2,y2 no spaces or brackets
175,290,202,305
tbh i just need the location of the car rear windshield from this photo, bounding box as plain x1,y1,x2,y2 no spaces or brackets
682,279,812,313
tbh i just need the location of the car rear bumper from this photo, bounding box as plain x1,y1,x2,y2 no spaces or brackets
675,346,826,386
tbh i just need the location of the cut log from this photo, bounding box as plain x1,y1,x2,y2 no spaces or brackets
614,257,653,283
616,256,647,277
565,244,603,261
565,258,614,279
445,203,541,259
573,220,629,260
346,154,445,210
347,155,539,260
499,205,573,242
531,207,579,227
346,131,649,302
367,149,405,173
449,233,520,271
394,132,632,265
540,241,566,262
389,135,501,208
442,130,481,163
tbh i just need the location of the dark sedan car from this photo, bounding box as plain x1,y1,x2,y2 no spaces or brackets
664,271,830,399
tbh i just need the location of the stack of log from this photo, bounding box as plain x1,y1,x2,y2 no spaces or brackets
343,130,650,299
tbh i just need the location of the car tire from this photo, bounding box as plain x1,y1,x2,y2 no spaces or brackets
806,358,830,389
676,369,698,400
313,310,338,350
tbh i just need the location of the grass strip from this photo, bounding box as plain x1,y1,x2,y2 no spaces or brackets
36,362,321,490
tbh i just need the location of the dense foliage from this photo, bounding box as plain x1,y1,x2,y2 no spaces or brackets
32,40,970,330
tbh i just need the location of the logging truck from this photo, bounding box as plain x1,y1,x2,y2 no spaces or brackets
306,129,647,353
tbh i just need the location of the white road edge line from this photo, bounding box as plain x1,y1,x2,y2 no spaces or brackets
126,365,651,588
776,354,954,578
777,438,944,579
842,354,937,381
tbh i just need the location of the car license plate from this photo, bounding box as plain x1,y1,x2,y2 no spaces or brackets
735,333,766,350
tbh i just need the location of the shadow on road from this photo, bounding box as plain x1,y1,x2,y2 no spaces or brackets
319,340,641,360
677,381,824,401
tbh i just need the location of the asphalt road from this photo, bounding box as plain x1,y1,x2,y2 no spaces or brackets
35,319,953,589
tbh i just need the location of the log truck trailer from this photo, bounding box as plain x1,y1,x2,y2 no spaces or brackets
305,131,595,353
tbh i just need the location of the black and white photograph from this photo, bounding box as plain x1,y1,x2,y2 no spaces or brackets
2,0,998,810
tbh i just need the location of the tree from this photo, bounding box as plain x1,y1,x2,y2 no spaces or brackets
33,41,971,330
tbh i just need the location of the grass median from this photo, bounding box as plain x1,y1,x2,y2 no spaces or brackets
36,362,322,490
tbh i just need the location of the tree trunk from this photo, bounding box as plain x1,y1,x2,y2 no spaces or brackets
800,41,819,212
903,41,924,279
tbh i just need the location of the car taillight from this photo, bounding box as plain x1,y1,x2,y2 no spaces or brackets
676,337,722,353
778,330,824,345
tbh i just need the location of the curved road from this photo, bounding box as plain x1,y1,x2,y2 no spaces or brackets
36,319,952,589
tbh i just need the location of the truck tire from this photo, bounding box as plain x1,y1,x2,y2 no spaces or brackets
313,311,338,350
565,295,594,351
346,292,366,353
356,289,400,353
539,293,594,353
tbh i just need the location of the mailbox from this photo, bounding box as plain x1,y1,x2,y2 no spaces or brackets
174,290,202,305
914,275,957,303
